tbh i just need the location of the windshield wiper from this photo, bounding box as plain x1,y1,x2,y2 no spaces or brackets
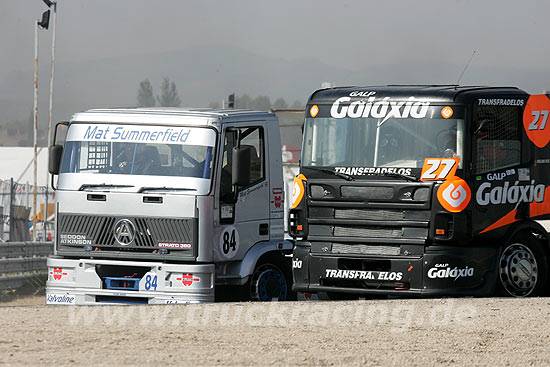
79,183,135,191
306,167,354,181
138,186,197,193
380,172,419,182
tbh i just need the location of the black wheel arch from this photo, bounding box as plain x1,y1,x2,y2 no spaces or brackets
499,219,550,296
249,250,296,301
503,220,550,255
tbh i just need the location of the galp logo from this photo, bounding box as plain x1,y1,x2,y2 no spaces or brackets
437,177,471,213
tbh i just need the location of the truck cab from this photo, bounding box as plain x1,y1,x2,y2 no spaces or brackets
291,86,550,298
47,108,293,305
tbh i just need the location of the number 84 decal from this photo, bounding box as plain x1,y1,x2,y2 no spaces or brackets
420,158,459,181
219,225,240,259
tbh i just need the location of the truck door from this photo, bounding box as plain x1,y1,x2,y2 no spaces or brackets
471,99,525,235
215,124,270,261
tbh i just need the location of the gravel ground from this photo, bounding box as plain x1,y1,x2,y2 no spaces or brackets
1,296,549,366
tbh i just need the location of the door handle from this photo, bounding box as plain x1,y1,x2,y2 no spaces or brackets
259,223,269,236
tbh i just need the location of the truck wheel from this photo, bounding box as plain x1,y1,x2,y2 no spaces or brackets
498,235,548,297
318,291,359,301
250,259,296,301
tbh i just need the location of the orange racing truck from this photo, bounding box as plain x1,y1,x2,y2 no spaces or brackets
290,85,550,298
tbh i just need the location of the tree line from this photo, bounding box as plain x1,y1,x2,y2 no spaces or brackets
137,77,181,107
0,77,305,147
137,77,305,110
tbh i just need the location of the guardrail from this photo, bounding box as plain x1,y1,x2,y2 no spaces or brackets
0,242,53,290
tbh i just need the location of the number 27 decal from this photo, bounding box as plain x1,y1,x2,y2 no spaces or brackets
420,158,459,181
528,110,549,131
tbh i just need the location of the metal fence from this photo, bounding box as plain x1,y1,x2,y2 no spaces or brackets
0,241,53,290
0,179,55,242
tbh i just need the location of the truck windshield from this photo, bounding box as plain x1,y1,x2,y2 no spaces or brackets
60,123,216,181
302,106,464,172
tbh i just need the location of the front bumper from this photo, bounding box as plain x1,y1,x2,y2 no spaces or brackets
46,257,214,305
292,241,498,297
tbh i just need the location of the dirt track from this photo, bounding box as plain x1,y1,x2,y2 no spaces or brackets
1,296,550,366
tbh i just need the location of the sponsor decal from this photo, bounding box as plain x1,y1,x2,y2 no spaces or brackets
482,185,550,233
335,167,413,176
49,267,68,281
420,158,459,181
479,208,519,234
437,177,471,213
478,98,525,106
271,187,283,209
530,186,550,218
475,180,545,206
290,174,307,209
176,274,199,287
67,124,217,146
517,168,529,181
427,264,474,280
349,91,377,97
85,126,189,143
324,269,403,281
310,105,319,117
523,94,550,148
441,106,454,119
330,94,430,123
46,294,76,305
486,169,515,181
292,259,303,269
59,234,92,246
158,242,191,249
238,182,264,198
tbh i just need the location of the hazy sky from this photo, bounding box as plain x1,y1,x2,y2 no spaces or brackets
3,0,550,73
1,0,549,121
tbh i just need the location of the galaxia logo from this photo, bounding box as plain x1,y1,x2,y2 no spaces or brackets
476,180,545,206
427,264,474,280
330,95,430,123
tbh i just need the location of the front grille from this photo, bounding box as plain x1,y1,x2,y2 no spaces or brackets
335,209,404,221
332,243,400,256
340,186,394,200
334,226,403,238
58,214,194,249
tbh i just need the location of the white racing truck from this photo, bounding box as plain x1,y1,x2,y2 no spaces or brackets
46,108,294,305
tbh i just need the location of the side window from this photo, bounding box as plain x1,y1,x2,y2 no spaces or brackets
239,127,265,186
219,127,265,203
219,126,265,223
220,132,236,203
474,105,521,174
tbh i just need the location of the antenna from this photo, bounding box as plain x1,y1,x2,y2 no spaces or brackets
456,50,477,86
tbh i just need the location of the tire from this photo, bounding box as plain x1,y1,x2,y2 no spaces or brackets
249,257,296,301
497,234,548,297
318,291,359,301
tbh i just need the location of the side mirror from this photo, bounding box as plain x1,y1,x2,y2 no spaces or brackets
49,145,63,175
232,146,251,186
